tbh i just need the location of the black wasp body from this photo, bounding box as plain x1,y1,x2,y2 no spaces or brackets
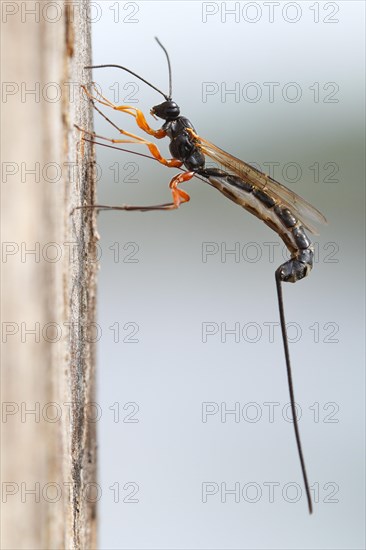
152,100,213,176
151,99,315,285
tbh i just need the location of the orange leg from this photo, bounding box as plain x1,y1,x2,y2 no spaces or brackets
76,124,182,169
169,171,194,209
73,171,195,213
82,84,166,138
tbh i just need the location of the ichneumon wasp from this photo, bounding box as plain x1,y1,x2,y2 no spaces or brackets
76,37,327,515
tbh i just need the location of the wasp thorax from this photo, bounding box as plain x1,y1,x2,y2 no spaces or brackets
151,100,180,120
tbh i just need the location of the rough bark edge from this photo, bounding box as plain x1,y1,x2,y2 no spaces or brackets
63,1,98,547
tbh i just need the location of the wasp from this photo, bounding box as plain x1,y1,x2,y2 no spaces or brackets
77,37,327,514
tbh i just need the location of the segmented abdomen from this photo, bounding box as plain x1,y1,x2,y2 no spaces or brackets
201,170,314,282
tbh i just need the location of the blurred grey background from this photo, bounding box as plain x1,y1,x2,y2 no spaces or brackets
88,2,365,548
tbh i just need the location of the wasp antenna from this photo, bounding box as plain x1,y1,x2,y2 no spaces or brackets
154,37,172,100
84,64,169,100
275,270,313,515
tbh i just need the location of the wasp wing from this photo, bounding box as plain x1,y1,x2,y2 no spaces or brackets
196,136,327,235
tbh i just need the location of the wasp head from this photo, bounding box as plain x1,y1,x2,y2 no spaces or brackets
150,100,180,121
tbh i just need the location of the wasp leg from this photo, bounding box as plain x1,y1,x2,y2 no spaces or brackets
82,84,166,138
168,170,194,208
72,171,194,213
75,125,182,168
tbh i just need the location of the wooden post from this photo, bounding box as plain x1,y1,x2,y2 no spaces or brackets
1,1,98,547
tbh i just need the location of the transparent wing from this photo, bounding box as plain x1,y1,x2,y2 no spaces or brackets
196,135,327,235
